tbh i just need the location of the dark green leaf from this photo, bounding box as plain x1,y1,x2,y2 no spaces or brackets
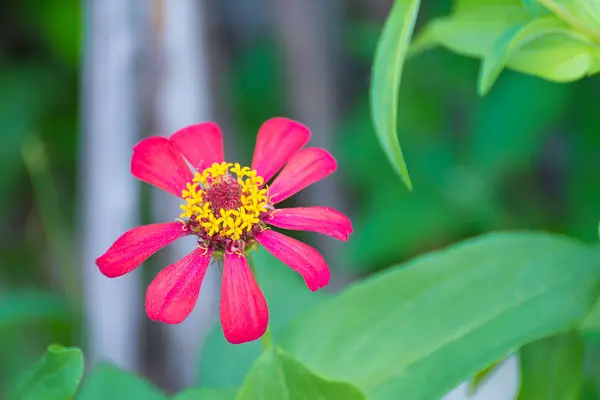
579,297,600,346
281,233,600,400
578,379,598,400
370,0,421,190
517,332,584,400
172,388,237,400
77,364,167,400
9,344,84,400
198,249,326,388
237,348,364,400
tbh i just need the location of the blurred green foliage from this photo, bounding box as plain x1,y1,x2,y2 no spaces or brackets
1,0,600,397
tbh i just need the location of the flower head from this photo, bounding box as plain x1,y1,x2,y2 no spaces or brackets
95,117,352,344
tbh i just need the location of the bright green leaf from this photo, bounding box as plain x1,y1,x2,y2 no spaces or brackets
415,0,531,58
237,348,364,400
173,388,237,400
537,0,600,41
370,0,421,190
199,249,326,388
517,332,584,400
9,344,84,400
77,364,167,400
506,32,595,81
281,233,600,400
478,16,591,94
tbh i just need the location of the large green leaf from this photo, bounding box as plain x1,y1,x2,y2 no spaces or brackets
237,348,364,400
198,249,326,388
370,0,421,190
173,388,237,400
77,364,167,400
479,16,594,94
281,232,600,400
9,345,84,400
517,332,584,399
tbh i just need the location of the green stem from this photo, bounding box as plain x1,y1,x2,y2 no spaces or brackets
21,135,78,306
246,251,273,350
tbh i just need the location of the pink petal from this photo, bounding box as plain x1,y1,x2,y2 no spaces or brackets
220,252,268,344
170,122,224,173
96,222,191,278
131,137,194,197
255,229,330,291
146,246,213,324
268,147,337,204
266,207,353,241
251,117,311,184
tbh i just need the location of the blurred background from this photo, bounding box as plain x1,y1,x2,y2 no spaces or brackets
1,0,599,398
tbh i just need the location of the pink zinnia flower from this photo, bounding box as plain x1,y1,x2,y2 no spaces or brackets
96,117,352,344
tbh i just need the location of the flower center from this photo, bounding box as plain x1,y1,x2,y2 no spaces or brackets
180,162,270,243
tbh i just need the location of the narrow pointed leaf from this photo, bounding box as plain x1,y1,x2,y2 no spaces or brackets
370,0,421,190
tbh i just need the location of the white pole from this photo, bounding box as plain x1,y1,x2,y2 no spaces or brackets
80,0,143,370
152,0,219,389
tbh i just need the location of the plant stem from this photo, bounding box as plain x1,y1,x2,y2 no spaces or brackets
246,251,273,350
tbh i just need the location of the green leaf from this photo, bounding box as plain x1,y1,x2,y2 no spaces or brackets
537,0,600,42
0,291,70,326
522,0,551,16
77,364,167,400
9,344,84,400
579,297,600,346
416,0,531,58
198,248,326,388
506,31,596,82
517,332,584,400
579,378,599,400
281,232,600,400
173,388,237,400
370,0,421,190
479,16,592,94
237,348,364,400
